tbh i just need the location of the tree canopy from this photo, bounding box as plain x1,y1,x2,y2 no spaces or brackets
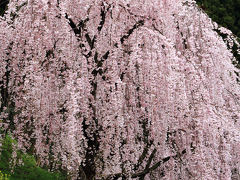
0,0,240,179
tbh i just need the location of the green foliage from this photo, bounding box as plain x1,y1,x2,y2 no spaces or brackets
11,154,65,180
0,134,16,175
0,133,66,180
0,170,10,180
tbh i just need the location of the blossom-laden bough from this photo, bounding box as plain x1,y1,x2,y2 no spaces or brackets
0,0,240,179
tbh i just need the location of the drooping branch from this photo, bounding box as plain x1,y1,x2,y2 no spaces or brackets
120,20,144,44
146,148,157,169
139,148,157,180
105,149,186,179
65,13,81,35
132,149,186,178
98,2,111,33
65,13,89,37
134,118,152,171
101,50,110,60
152,23,163,35
134,145,148,171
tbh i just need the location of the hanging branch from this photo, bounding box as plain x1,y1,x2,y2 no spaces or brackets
120,20,144,44
139,148,157,180
132,149,186,178
105,149,186,179
134,145,149,171
134,118,152,171
98,2,111,33
65,13,89,37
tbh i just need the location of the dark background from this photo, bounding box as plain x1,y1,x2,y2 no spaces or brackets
196,0,240,37
0,0,8,16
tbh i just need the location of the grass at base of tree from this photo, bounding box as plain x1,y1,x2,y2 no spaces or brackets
0,170,10,180
0,133,66,180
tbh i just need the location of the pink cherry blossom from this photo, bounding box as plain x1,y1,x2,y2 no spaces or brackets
0,0,240,179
